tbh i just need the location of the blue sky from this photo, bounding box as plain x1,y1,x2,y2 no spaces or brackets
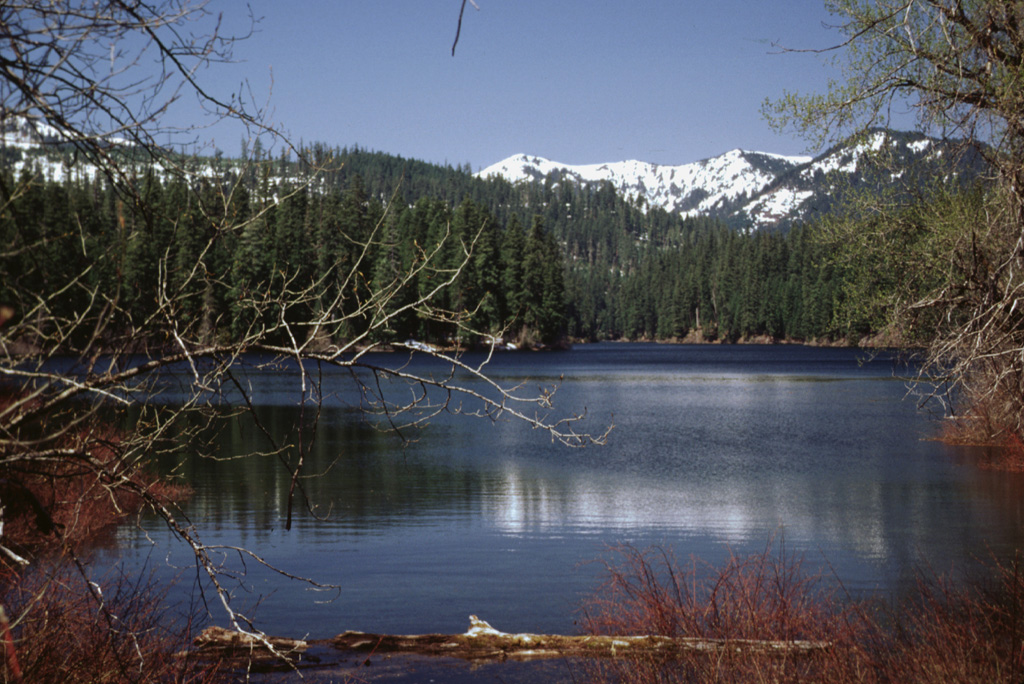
193,2,849,169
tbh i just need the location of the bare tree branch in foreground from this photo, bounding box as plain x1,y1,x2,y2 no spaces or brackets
0,2,609,678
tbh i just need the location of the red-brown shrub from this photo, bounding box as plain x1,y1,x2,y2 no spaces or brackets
580,543,1024,684
1,562,222,684
580,540,874,683
0,390,203,683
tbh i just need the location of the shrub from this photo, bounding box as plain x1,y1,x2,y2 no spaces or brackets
580,542,1024,684
1,562,221,684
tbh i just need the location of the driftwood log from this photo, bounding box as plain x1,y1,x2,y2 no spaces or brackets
189,615,832,668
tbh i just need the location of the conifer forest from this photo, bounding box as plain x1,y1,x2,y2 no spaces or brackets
2,144,852,352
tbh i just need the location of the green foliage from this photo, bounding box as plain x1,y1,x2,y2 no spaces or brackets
764,1,1024,154
766,0,1024,446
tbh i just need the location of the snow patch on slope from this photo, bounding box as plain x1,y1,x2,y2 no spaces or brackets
2,117,65,149
743,187,815,229
801,130,890,177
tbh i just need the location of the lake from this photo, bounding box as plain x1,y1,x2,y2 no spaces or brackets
112,343,1024,651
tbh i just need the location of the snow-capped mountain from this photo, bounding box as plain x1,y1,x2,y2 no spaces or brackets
478,131,985,230
478,150,811,220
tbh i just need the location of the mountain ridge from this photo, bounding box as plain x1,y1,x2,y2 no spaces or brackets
478,149,812,221
477,130,984,229
4,116,984,232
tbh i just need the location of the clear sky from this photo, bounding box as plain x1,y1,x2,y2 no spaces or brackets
192,1,849,170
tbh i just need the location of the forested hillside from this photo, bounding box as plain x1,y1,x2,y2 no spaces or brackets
3,140,861,349
291,143,858,343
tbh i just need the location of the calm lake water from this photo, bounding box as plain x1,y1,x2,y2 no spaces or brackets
113,343,1024,645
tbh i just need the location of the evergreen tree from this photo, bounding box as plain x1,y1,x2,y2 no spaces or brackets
501,213,527,336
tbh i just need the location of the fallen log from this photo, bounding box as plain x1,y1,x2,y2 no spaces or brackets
190,615,833,667
190,625,309,661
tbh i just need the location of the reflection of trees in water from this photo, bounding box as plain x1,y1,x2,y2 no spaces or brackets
151,389,1024,599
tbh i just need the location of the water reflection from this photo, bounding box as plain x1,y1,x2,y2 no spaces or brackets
118,344,1024,637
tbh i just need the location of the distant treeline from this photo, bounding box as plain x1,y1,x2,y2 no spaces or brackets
1,144,859,350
